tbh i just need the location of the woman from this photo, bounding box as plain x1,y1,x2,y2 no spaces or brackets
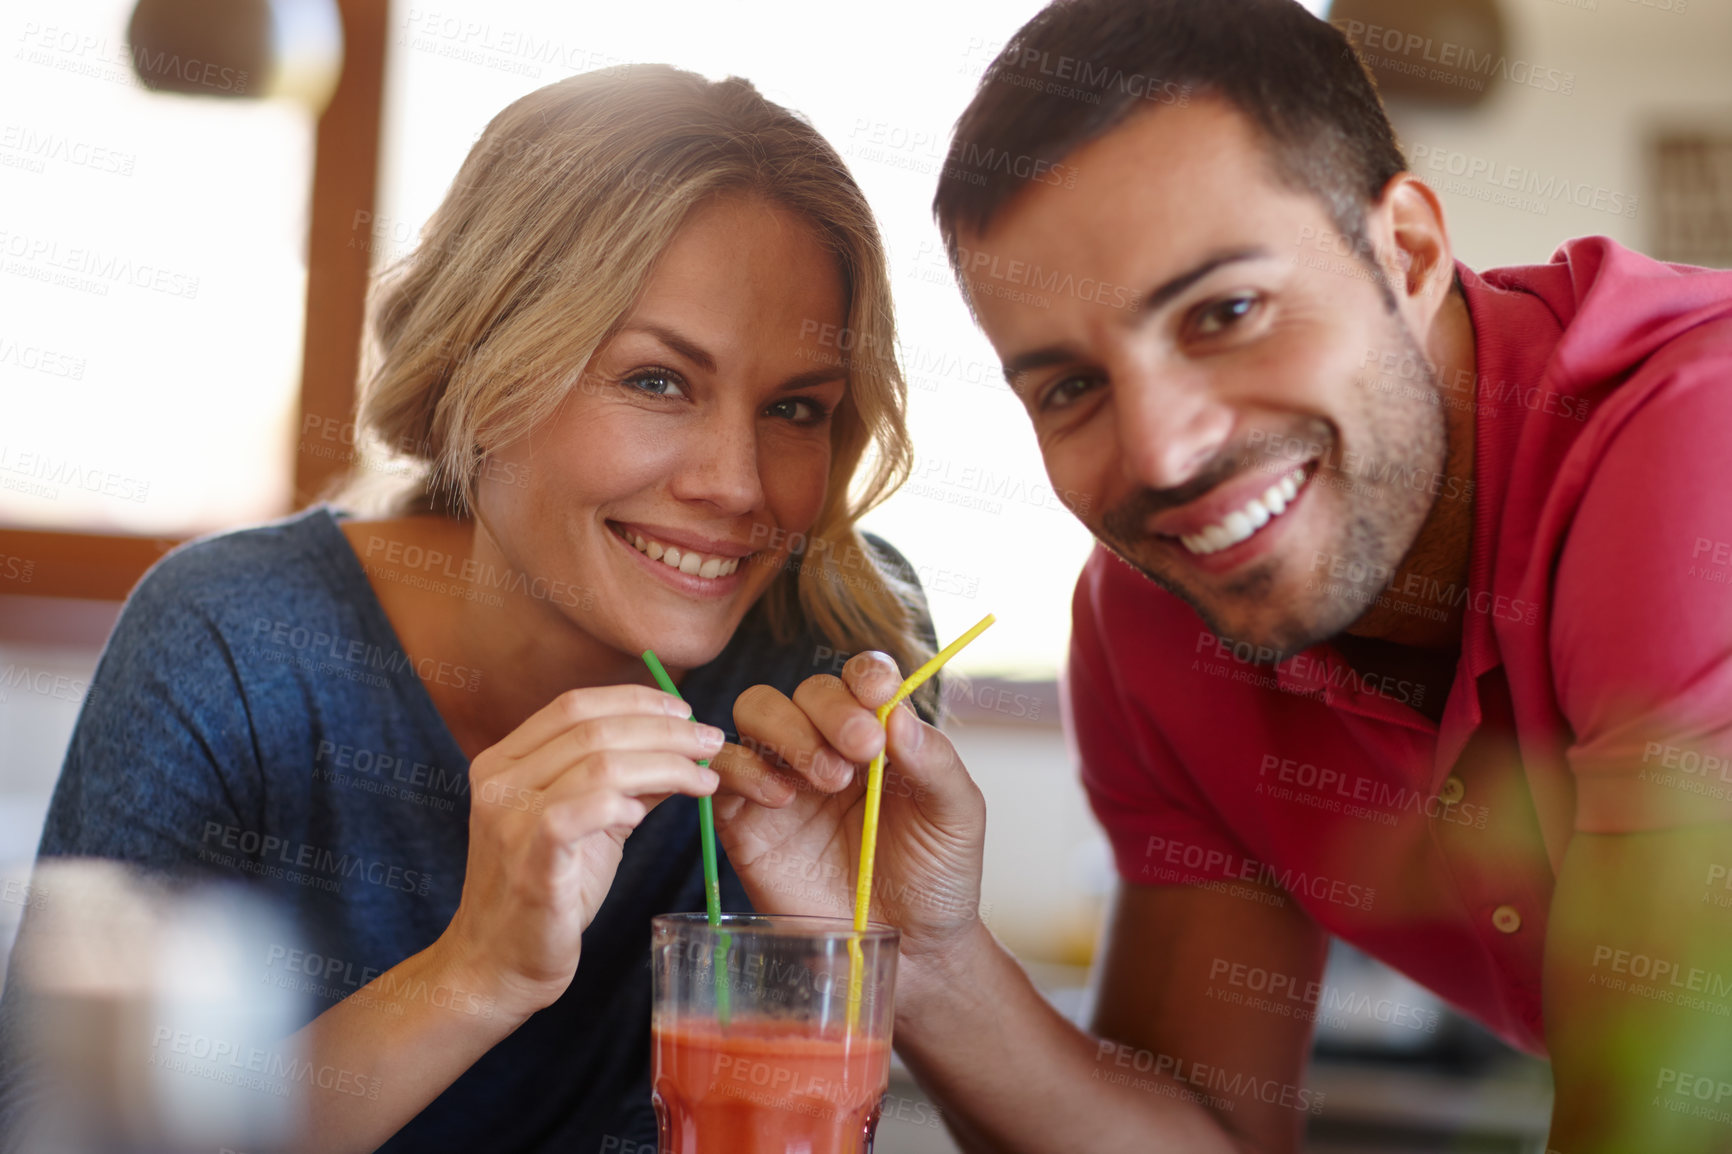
1,65,934,1152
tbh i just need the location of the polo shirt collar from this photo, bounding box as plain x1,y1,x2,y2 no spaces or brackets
1276,262,1553,771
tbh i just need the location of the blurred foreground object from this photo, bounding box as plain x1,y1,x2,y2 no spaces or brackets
9,860,305,1154
127,0,343,110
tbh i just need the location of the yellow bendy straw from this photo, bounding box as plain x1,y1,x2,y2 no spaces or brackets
847,612,996,1034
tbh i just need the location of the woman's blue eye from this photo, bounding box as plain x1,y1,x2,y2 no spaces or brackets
623,369,686,398
767,397,832,425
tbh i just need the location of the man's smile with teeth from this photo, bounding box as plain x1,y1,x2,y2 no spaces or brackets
612,524,747,579
1176,466,1311,556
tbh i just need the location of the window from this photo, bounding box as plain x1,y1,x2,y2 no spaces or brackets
1,0,315,535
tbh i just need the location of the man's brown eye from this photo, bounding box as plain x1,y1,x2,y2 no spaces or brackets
1041,375,1102,411
1195,295,1258,336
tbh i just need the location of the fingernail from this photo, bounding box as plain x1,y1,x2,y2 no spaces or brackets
806,749,834,785
841,714,881,753
697,724,726,748
815,749,853,787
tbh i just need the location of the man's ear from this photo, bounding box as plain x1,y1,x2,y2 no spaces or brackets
1371,173,1456,321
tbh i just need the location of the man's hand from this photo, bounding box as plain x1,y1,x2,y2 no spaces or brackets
712,651,986,997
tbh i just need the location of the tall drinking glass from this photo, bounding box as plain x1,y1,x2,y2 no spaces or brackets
651,913,899,1153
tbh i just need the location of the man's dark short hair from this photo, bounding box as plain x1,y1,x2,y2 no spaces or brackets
933,0,1408,266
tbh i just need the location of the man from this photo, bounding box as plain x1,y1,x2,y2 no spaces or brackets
713,0,1732,1150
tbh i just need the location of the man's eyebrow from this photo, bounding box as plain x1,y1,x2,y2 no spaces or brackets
1136,246,1272,315
1002,345,1082,392
617,324,846,390
1000,246,1274,391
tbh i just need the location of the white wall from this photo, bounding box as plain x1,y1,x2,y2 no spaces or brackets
1385,0,1732,271
947,709,1113,965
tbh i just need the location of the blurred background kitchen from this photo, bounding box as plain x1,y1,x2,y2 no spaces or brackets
2,0,1728,1149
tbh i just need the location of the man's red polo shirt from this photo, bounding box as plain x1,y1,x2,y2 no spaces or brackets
1067,237,1732,1055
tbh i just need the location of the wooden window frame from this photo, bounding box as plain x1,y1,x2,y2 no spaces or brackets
0,0,388,611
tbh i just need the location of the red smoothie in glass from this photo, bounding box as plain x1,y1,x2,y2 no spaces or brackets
652,1018,891,1153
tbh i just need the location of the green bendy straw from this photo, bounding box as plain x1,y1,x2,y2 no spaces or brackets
642,649,730,1025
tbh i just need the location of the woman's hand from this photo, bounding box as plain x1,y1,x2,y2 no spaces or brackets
712,652,987,993
435,685,724,1021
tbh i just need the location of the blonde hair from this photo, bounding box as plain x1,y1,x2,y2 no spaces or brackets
342,64,933,684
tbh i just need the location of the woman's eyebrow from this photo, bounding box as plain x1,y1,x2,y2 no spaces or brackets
620,323,846,391
776,367,848,392
620,323,717,372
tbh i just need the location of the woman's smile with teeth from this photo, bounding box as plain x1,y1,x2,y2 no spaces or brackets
615,525,745,579
1179,466,1311,556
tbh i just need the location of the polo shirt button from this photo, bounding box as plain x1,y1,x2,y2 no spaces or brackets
1439,775,1466,805
1492,905,1522,934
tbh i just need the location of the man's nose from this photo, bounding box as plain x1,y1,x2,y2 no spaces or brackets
1112,361,1235,492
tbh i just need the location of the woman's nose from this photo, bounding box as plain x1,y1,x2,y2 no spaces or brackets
669,409,764,514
